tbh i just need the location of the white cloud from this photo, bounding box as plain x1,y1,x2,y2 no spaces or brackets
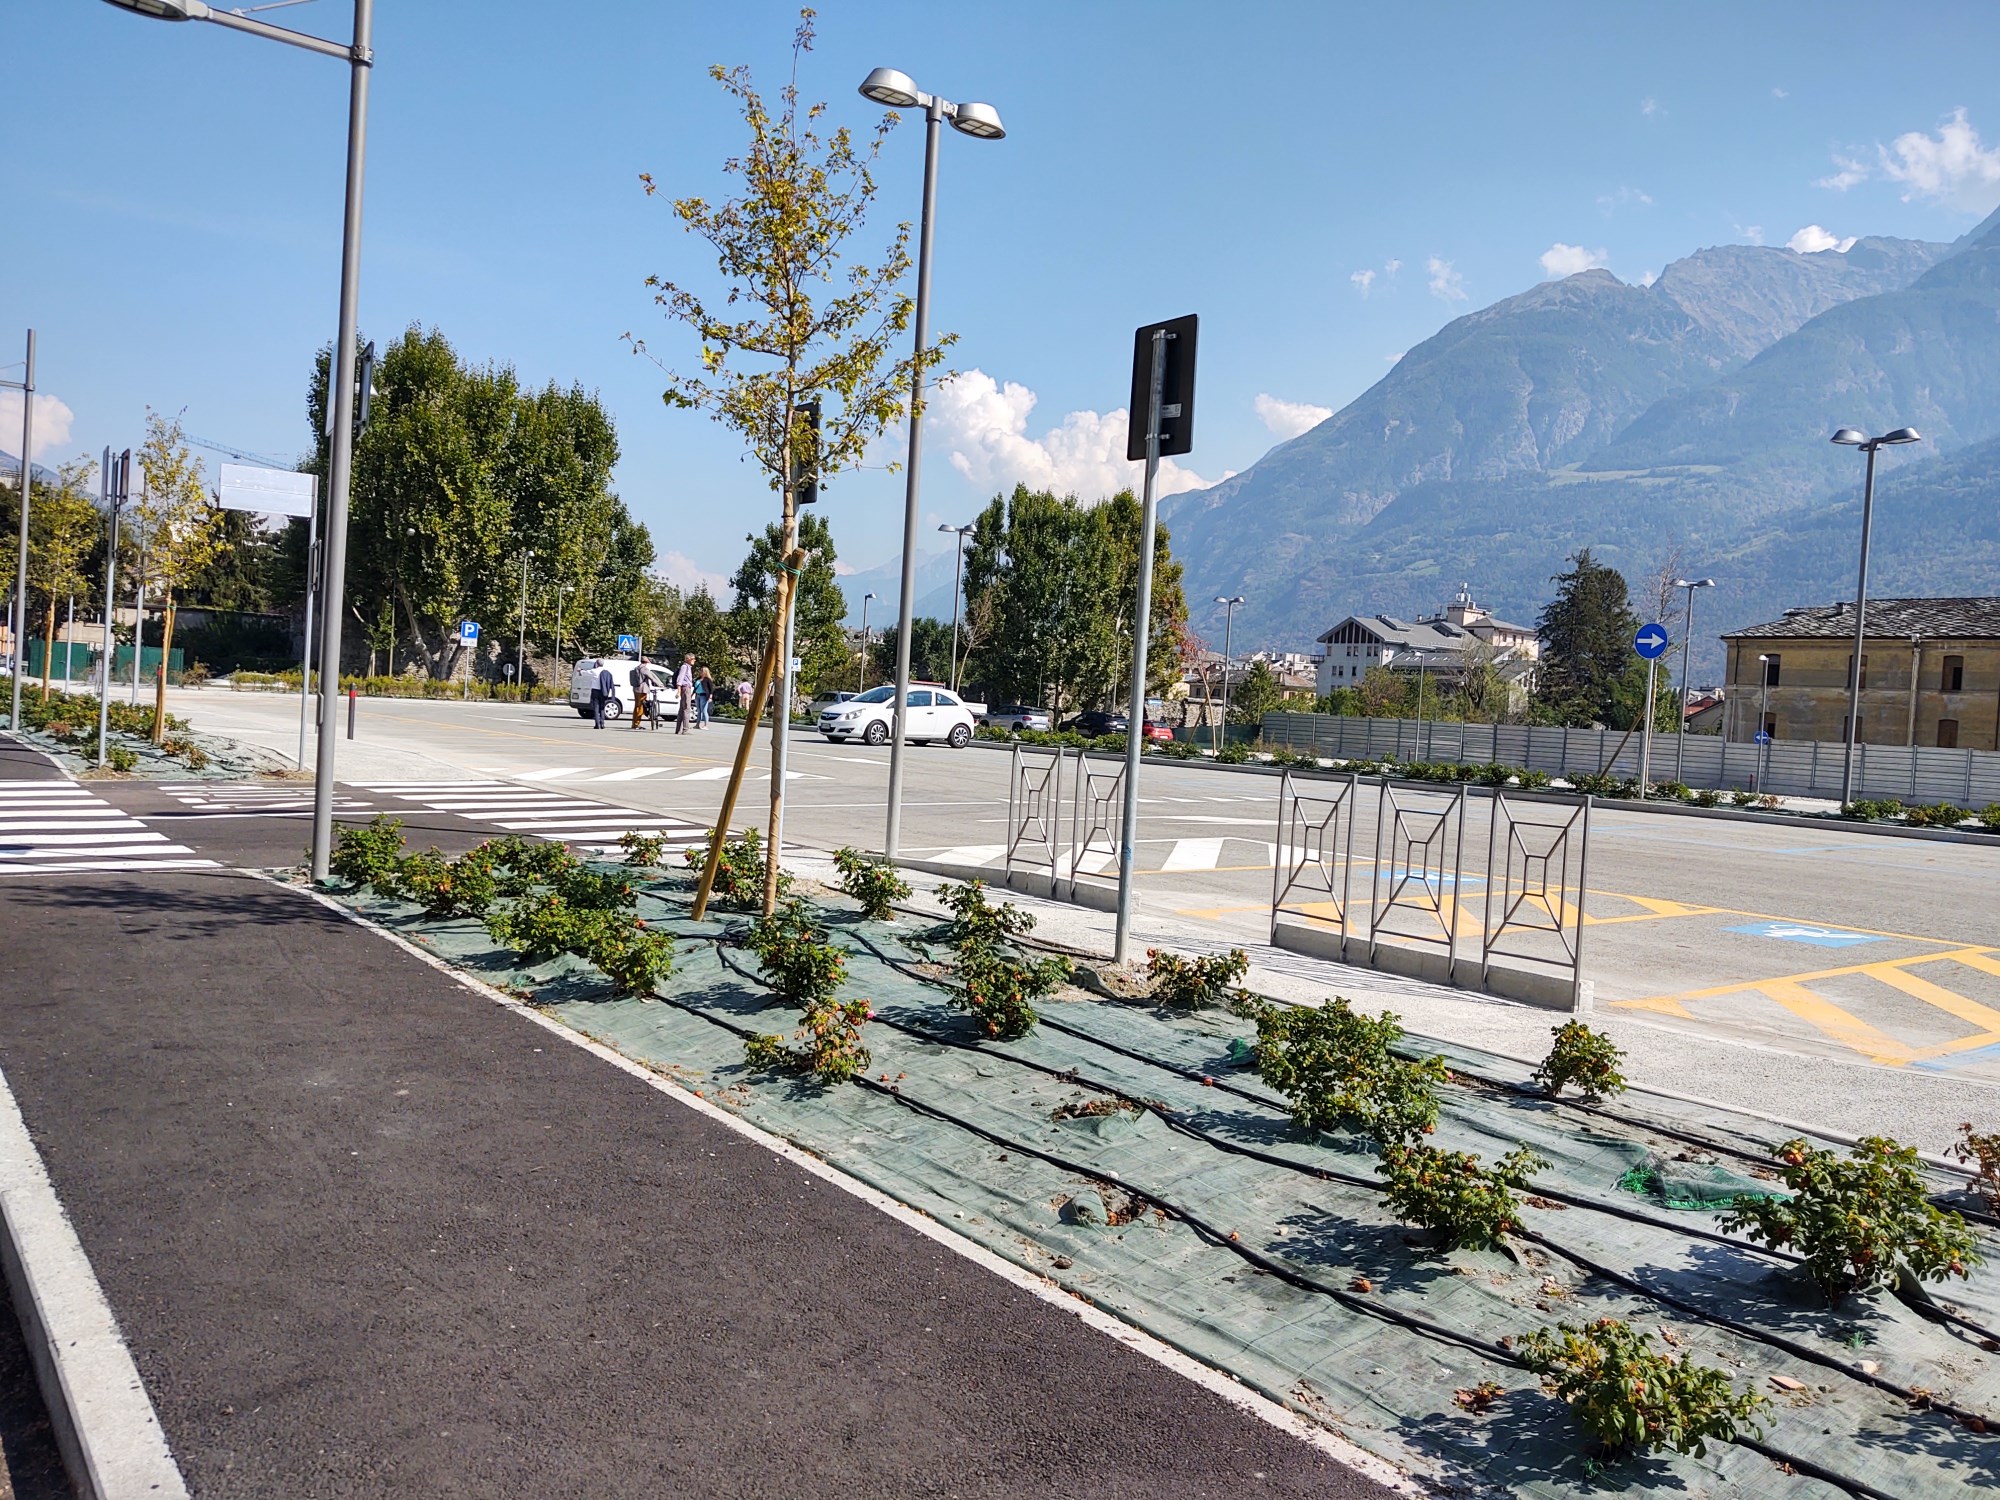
1641,97,1662,117
1383,257,1402,276
1772,87,1789,100
1787,224,1857,254
654,550,733,602
1349,268,1375,295
1878,107,2000,209
1385,352,1405,364
1539,242,1609,278
1638,269,1658,288
1818,155,1869,192
1426,256,1466,302
1254,394,1333,440
1596,186,1653,211
928,369,1226,501
1734,223,1765,245
0,391,75,463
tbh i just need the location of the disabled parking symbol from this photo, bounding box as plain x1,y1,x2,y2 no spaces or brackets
1725,920,1883,949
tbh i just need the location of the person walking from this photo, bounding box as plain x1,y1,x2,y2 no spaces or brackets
737,678,752,713
592,662,615,729
674,653,695,734
695,667,713,728
629,656,649,730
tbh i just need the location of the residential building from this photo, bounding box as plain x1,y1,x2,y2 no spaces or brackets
1312,584,1541,699
1720,597,2000,750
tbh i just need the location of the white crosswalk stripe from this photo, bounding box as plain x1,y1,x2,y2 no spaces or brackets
0,782,218,876
156,782,374,817
358,781,711,857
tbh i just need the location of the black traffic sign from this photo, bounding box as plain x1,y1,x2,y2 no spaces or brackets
1126,314,1198,461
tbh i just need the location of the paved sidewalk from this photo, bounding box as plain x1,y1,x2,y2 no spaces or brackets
0,868,1385,1499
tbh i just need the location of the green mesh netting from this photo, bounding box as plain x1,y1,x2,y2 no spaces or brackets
332,863,2000,1500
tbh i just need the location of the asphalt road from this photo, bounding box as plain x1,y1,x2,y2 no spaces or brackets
0,866,1384,1498
158,690,2000,1082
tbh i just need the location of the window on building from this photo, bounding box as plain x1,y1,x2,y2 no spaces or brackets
1842,714,1863,744
1938,719,1960,749
1942,654,1964,692
1848,653,1868,690
1761,655,1781,687
1762,712,1778,740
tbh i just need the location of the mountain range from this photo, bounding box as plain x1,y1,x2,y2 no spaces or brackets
1163,204,2000,676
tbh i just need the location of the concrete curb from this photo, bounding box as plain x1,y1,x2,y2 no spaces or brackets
0,1064,188,1500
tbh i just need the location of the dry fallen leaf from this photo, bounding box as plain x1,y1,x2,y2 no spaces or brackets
1350,1276,1374,1294
1769,1375,1807,1392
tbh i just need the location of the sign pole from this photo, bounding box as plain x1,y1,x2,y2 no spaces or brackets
1114,330,1168,965
298,478,318,769
97,450,118,767
1638,655,1656,793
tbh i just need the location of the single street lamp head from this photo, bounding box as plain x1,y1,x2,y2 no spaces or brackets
100,0,211,16
1830,428,1867,446
858,67,922,108
864,591,876,602
949,101,1006,140
1880,427,1922,445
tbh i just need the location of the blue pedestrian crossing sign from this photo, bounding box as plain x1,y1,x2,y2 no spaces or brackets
616,632,640,654
1634,622,1670,660
458,620,480,644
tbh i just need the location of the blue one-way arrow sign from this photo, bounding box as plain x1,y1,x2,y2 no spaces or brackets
1634,622,1670,660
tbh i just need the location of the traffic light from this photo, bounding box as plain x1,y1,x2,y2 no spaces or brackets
795,397,820,505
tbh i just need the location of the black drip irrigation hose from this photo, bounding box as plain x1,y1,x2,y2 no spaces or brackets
671,945,1910,1498
832,924,2000,1376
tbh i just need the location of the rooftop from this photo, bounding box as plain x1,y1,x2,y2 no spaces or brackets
1723,597,2000,642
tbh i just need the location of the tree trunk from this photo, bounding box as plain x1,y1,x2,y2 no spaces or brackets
39,597,55,698
153,595,177,744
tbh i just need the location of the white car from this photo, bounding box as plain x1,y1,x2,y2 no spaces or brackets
819,683,976,747
568,656,681,721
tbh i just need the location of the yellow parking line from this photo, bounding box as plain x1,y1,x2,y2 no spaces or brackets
1753,980,1920,1066
1864,961,2000,1035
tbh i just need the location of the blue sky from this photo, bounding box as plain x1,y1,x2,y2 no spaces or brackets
7,1,2000,620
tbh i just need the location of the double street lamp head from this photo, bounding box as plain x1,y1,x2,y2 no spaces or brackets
1671,577,1716,590
1215,594,1245,607
1831,427,1922,449
858,67,1006,140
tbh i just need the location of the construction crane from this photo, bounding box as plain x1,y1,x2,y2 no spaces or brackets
188,434,298,471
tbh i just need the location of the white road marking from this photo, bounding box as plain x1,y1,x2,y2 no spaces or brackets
593,767,670,781
1161,837,1229,871
512,766,592,781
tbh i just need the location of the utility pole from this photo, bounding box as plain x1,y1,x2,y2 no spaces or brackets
3,330,33,729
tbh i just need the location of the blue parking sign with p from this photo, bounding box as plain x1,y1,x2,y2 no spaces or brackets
459,620,479,643
617,632,640,654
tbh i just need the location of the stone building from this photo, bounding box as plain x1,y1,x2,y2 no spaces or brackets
1720,597,2000,750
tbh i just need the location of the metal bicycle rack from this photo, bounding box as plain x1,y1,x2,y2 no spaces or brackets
1367,780,1469,972
1065,750,1126,898
1002,741,1064,877
1481,790,1592,1009
1270,769,1360,952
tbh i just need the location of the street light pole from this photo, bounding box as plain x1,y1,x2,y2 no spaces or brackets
1830,425,1922,808
3,329,33,730
938,521,972,692
517,548,531,687
857,591,875,691
1754,652,1773,794
102,0,377,879
859,66,1004,861
1670,576,1715,783
1213,595,1243,744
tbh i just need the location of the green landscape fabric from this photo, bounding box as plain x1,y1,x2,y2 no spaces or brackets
337,867,2000,1499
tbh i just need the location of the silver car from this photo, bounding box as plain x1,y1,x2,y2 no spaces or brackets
981,704,1053,732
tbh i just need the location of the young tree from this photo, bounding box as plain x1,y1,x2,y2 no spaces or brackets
134,411,225,739
1533,549,1639,727
1229,659,1283,725
27,458,102,696
629,8,947,912
1358,665,1412,719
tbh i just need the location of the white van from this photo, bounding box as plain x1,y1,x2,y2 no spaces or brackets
568,657,681,721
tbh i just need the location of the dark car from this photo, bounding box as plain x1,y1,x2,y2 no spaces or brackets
1063,710,1129,737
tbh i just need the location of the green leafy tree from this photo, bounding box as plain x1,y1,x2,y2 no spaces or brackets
309,327,632,680
1097,488,1188,703
26,457,102,695
869,617,956,687
727,510,847,695
1534,549,1639,727
961,484,1120,715
134,410,226,739
1229,659,1283,725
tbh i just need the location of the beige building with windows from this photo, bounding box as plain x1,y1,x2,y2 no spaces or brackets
1720,597,2000,751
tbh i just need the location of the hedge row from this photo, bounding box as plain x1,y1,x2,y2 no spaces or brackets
229,670,566,703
